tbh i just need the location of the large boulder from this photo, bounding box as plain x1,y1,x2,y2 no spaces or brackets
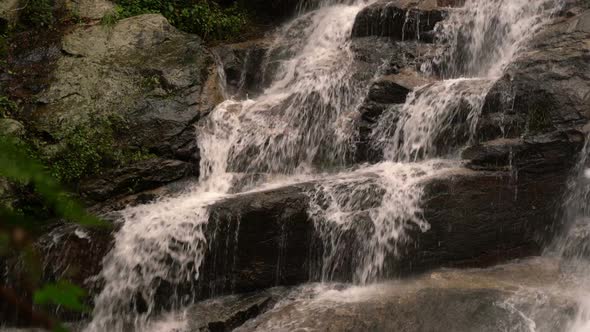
197,164,571,295
31,14,222,160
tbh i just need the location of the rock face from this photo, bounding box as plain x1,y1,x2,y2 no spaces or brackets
28,163,570,311
196,167,570,295
351,0,446,41
79,158,196,202
33,14,222,156
213,39,273,99
21,14,222,200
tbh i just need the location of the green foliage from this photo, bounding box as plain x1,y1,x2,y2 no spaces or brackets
0,96,18,118
19,0,54,28
527,104,553,133
0,33,8,63
47,115,153,184
106,0,248,41
100,5,125,26
34,280,90,312
0,136,108,330
49,117,118,184
0,137,104,226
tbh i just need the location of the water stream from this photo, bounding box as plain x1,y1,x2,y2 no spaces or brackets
85,0,561,330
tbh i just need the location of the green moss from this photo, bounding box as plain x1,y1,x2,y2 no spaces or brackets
100,4,125,27
527,104,553,133
44,115,154,184
104,0,248,41
19,0,54,28
0,33,8,69
0,96,18,118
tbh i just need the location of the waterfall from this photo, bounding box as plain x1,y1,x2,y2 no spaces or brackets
546,137,590,332
314,0,558,283
86,0,559,329
87,1,374,330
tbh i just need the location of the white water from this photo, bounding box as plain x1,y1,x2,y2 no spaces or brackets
546,136,590,332
86,0,559,330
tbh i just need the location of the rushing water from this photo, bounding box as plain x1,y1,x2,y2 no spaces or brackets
544,136,590,332
86,0,560,330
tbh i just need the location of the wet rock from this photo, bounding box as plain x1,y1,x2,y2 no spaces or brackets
213,39,272,98
233,258,577,332
199,183,315,296
24,165,571,316
482,9,590,139
183,288,287,332
352,0,446,41
36,224,114,291
437,0,465,7
352,38,435,163
197,166,566,295
367,69,432,105
558,219,590,259
79,158,196,202
463,131,584,173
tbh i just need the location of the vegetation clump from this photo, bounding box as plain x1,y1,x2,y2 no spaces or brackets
43,115,154,184
527,103,553,133
0,96,18,118
103,0,248,41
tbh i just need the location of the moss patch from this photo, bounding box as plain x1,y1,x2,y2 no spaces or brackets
527,104,553,133
19,0,55,29
103,0,248,41
34,115,155,185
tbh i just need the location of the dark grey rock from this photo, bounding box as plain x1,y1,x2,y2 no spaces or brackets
79,158,196,202
352,0,446,41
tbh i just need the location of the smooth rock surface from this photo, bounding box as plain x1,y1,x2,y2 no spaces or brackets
79,158,196,202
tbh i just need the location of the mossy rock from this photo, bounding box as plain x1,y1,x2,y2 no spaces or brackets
32,14,222,161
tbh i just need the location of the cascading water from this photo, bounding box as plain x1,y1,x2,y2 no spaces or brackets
86,0,560,330
543,137,590,332
313,0,558,283
87,1,374,330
